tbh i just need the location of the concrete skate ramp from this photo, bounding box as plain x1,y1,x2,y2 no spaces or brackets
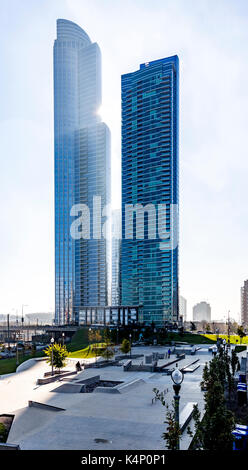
29,401,65,411
93,387,120,394
52,383,85,393
117,379,145,393
7,407,61,445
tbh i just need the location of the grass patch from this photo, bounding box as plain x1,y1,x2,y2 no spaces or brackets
167,332,216,345
234,345,247,353
203,334,248,345
69,343,107,359
67,328,89,353
0,350,45,376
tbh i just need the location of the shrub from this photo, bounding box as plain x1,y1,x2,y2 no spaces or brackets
120,338,131,354
0,423,7,442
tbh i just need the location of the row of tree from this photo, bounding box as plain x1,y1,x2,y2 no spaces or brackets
44,329,133,370
190,349,238,450
155,348,240,450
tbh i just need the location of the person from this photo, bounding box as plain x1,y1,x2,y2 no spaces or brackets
212,345,217,357
168,348,171,359
76,361,82,372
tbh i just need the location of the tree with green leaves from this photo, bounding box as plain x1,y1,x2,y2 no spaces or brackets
45,343,68,373
103,327,111,343
0,423,7,443
190,322,196,332
237,325,246,344
88,328,103,356
101,343,115,362
152,388,181,450
31,343,37,358
200,362,210,391
231,349,239,376
88,329,102,346
190,354,235,450
120,338,131,354
100,329,114,362
205,323,210,332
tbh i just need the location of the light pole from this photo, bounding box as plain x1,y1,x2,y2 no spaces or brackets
212,344,217,356
129,333,132,358
62,332,65,346
116,327,119,346
21,304,28,340
16,333,19,366
227,310,230,348
89,327,92,352
51,337,55,376
171,363,184,450
154,328,157,345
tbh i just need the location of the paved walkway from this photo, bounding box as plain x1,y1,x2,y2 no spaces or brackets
0,345,216,450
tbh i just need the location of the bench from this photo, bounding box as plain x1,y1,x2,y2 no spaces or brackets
179,402,197,432
158,354,185,372
0,443,20,450
123,359,132,371
181,359,200,373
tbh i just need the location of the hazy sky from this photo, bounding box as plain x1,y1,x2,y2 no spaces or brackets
0,0,248,321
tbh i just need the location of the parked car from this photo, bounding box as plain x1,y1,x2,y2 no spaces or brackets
0,352,15,359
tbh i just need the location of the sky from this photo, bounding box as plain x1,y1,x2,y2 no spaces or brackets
0,0,248,321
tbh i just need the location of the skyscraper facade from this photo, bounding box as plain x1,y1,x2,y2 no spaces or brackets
111,209,121,306
241,280,248,327
121,56,179,326
54,19,110,325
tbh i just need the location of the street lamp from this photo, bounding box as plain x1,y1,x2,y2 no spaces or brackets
171,363,184,450
51,337,55,376
154,328,157,345
16,333,19,366
212,344,217,356
62,332,65,346
116,327,119,346
89,327,92,351
129,333,132,358
21,304,28,326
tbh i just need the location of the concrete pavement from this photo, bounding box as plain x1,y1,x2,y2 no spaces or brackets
0,345,214,450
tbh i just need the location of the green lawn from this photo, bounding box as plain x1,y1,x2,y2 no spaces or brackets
166,332,216,345
0,328,93,375
0,351,45,376
203,334,248,345
69,343,107,359
66,328,89,353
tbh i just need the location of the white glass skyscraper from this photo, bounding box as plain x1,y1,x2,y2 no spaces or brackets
54,19,111,325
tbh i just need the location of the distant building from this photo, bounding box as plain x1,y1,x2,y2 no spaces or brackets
241,280,248,327
179,296,187,322
193,301,211,323
25,313,54,325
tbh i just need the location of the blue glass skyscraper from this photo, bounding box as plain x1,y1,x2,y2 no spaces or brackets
111,209,121,306
121,56,179,326
54,19,110,325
